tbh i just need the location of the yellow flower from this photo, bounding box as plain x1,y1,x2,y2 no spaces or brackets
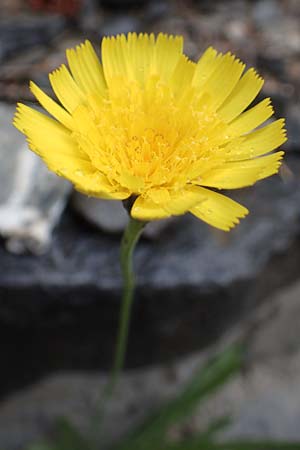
14,33,286,231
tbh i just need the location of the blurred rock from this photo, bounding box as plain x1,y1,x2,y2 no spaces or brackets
79,0,103,32
0,103,71,254
285,104,300,151
72,195,128,232
256,54,286,80
72,193,174,238
0,47,47,82
100,0,149,10
252,0,283,29
2,280,300,449
0,15,66,63
0,0,24,14
143,0,170,23
1,155,300,397
28,0,81,17
100,14,141,37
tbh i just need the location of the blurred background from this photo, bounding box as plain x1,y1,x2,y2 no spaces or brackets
1,0,300,448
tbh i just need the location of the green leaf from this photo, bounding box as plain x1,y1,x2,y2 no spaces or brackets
26,443,57,450
53,418,93,450
212,441,300,450
196,415,232,440
111,345,242,450
150,438,300,450
26,418,95,450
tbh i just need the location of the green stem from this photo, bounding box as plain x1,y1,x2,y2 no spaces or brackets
108,216,146,395
89,217,146,443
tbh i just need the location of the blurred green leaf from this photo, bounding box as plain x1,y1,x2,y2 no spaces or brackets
26,418,94,450
112,345,242,450
196,415,232,440
26,444,56,450
53,418,93,450
167,440,300,450
212,441,300,450
25,345,300,450
26,437,300,450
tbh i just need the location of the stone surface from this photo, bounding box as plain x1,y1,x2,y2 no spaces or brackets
0,14,66,63
0,103,71,253
72,194,129,233
99,14,141,37
1,154,300,397
72,193,174,238
2,280,300,450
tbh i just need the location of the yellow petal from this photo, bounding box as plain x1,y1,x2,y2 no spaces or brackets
227,98,273,137
72,105,101,148
70,170,130,199
200,151,284,189
30,81,75,130
14,103,88,170
153,33,183,81
218,68,264,122
170,55,196,97
101,32,183,86
164,186,207,215
148,187,171,204
201,53,245,109
224,119,287,162
236,119,287,158
66,40,106,95
256,151,285,180
144,186,208,217
49,64,85,113
14,104,128,199
119,171,145,192
192,47,219,89
131,195,171,220
189,187,248,231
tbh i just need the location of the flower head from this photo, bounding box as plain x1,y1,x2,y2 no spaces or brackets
14,33,286,230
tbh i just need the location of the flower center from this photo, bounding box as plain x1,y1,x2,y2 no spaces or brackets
74,77,226,194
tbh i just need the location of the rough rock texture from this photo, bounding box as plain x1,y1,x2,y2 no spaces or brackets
0,104,71,253
1,154,300,398
0,14,66,64
2,279,300,450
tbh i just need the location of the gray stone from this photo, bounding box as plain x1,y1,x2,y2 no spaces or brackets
100,0,149,9
100,15,141,37
1,154,300,398
72,193,174,238
252,0,283,29
72,194,128,233
285,104,300,152
0,15,66,63
2,281,300,450
0,103,71,253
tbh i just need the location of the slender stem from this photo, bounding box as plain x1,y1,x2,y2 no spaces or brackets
89,216,146,443
107,216,146,395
